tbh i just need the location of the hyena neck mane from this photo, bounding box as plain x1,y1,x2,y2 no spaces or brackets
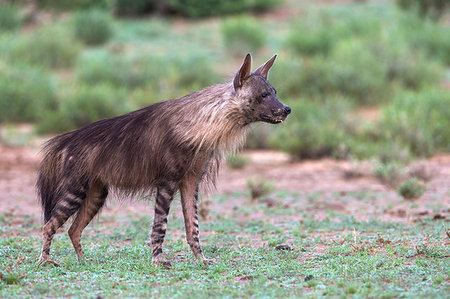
167,82,250,158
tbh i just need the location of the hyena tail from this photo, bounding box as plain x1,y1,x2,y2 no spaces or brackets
36,137,68,223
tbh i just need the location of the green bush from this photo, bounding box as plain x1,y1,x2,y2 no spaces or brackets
270,99,353,159
397,178,426,199
76,50,218,92
378,89,450,157
76,50,148,89
285,9,381,57
38,0,111,11
114,0,158,15
73,10,114,45
0,3,22,31
37,84,134,133
398,14,450,64
0,63,57,123
396,0,449,19
275,35,442,103
226,154,249,170
7,26,81,69
222,16,266,56
168,0,280,18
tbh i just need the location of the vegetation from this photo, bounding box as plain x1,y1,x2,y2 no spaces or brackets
0,190,448,297
0,1,449,162
221,16,266,56
73,10,114,45
0,3,22,31
397,177,426,199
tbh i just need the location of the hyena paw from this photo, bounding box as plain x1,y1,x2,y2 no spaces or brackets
78,257,94,264
152,257,172,269
38,258,61,267
201,258,216,266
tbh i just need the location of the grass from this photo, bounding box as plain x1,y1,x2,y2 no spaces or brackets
0,190,448,298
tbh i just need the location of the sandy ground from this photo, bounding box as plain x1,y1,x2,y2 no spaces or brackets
0,144,448,228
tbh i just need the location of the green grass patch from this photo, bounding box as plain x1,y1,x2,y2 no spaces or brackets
1,198,448,297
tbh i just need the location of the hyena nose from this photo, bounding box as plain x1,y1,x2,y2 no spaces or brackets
284,106,291,115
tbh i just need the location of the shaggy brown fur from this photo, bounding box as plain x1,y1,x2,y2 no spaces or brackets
36,53,290,267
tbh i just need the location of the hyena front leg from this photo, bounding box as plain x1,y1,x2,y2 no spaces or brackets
38,183,87,266
180,179,214,265
150,181,176,267
68,182,108,263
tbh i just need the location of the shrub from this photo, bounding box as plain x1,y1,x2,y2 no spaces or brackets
0,3,22,31
61,84,133,128
0,63,58,123
38,84,134,133
226,154,249,169
38,0,111,11
168,0,280,18
398,14,450,64
396,0,449,19
270,99,353,159
285,16,336,56
76,50,148,89
222,16,266,56
73,10,114,45
378,89,450,157
37,84,134,133
7,26,81,69
114,0,158,15
77,50,218,93
397,178,426,199
285,8,381,57
247,176,274,201
374,163,405,188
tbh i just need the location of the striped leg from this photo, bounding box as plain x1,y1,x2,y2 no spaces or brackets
180,180,214,265
68,182,108,263
150,181,176,267
38,184,87,266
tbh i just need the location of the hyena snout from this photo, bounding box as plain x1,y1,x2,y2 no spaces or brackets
273,105,291,117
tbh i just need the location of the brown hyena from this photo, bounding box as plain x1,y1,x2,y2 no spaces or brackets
36,53,291,267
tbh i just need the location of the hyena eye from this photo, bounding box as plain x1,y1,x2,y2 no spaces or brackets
261,93,268,98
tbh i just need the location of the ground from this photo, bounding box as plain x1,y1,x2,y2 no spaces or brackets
0,143,449,297
1,143,448,223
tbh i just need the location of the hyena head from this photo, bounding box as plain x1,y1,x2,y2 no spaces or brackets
233,53,291,125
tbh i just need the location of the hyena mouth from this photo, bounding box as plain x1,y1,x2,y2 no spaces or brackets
260,114,286,124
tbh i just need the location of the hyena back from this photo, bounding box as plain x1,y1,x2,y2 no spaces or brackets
37,53,291,267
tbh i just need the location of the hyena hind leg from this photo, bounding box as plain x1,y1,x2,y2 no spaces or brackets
68,182,108,263
150,181,176,268
38,187,87,266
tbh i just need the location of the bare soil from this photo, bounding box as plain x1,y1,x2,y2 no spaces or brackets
1,144,449,228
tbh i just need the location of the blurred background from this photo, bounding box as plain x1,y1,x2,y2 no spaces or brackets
0,0,449,169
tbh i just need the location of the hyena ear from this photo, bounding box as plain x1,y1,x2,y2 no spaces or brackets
233,53,252,91
253,54,277,80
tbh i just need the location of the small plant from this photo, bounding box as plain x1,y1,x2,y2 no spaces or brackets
378,89,450,157
222,16,266,56
397,178,426,200
1,272,21,285
0,3,22,31
7,26,81,69
73,9,114,45
247,176,274,201
0,63,57,123
226,154,249,170
37,84,134,133
168,0,280,18
374,163,405,188
269,99,352,159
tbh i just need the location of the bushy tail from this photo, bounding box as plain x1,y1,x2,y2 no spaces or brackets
36,137,66,223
